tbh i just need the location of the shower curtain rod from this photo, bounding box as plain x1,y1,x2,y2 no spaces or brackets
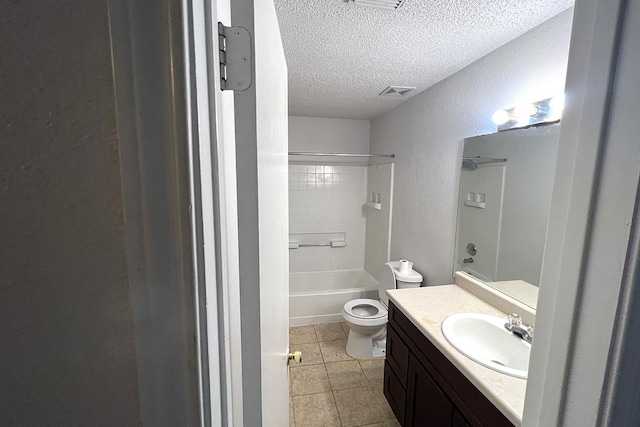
462,156,507,163
288,152,395,158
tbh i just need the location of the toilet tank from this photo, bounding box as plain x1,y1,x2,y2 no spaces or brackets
378,261,423,305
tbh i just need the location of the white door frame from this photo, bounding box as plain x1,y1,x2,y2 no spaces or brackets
182,0,245,424
110,0,246,424
108,0,210,425
123,0,288,424
524,0,640,425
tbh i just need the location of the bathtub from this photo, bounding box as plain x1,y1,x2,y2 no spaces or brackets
289,269,378,326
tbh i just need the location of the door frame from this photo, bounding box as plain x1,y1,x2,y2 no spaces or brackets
108,0,212,425
110,0,245,424
112,0,288,425
180,0,246,424
524,0,640,425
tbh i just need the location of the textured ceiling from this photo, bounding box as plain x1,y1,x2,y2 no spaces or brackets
274,0,573,119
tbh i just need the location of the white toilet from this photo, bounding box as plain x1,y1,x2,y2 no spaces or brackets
342,261,423,358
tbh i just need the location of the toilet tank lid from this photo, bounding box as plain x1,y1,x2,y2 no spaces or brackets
386,261,423,283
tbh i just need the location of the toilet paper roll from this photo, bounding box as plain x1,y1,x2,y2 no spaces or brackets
399,259,413,274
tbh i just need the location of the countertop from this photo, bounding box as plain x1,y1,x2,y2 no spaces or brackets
386,285,527,426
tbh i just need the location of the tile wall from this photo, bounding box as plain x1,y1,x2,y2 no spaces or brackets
289,164,367,272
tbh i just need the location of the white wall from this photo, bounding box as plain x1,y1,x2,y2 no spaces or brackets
289,116,370,154
370,8,574,285
0,2,140,424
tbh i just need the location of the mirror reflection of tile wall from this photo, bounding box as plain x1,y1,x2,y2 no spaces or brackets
454,124,561,309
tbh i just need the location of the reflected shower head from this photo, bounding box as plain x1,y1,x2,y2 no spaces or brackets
462,159,478,171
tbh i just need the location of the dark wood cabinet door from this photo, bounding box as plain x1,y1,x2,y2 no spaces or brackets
452,408,471,427
386,324,410,386
383,363,406,425
405,353,453,427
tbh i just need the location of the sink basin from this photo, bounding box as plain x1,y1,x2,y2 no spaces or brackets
441,313,531,379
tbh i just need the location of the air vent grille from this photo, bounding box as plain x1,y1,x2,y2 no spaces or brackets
352,0,406,10
379,86,416,97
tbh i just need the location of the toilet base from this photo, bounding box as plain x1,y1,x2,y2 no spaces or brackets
372,339,386,358
345,329,387,359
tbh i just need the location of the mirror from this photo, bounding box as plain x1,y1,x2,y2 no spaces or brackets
454,124,560,309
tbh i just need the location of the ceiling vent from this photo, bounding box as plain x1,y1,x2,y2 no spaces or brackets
351,0,406,10
379,86,416,97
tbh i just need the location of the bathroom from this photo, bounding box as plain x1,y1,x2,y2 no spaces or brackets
3,0,639,426
282,1,575,425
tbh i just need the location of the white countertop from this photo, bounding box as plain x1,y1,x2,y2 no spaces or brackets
387,285,527,426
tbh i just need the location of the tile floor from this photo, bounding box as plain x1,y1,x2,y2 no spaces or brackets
289,322,401,427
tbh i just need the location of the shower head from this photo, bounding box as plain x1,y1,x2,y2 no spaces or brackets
462,159,478,171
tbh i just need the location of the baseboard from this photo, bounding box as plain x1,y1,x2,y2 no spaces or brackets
289,313,343,327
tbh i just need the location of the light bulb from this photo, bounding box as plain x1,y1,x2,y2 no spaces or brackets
513,103,538,119
491,110,510,126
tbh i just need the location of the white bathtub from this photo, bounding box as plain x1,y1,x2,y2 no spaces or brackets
289,269,378,326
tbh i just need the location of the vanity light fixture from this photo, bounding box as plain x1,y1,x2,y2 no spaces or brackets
492,95,564,131
349,0,406,10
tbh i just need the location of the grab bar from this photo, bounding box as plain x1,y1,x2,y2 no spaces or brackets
289,239,346,249
289,232,346,249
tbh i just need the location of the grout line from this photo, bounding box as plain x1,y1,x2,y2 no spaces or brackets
291,395,296,427
329,389,344,427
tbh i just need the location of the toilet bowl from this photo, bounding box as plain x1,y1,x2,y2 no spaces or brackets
342,298,388,358
342,261,423,358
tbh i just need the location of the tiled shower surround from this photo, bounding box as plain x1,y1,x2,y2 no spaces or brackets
289,164,367,272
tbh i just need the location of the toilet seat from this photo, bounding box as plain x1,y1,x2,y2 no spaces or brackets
343,299,388,325
344,299,387,319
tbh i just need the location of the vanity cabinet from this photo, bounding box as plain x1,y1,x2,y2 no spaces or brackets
383,302,513,427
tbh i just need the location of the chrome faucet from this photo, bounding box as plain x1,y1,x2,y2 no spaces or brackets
504,313,534,344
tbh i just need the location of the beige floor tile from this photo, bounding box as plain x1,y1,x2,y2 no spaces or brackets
359,358,385,381
326,360,368,390
290,325,317,344
333,386,386,427
290,364,331,396
314,323,347,341
341,322,351,336
368,379,396,421
293,392,341,427
367,380,383,400
295,342,323,366
319,339,352,363
290,323,397,427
